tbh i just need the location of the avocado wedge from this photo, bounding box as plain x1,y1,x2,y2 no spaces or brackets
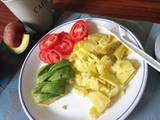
10,34,30,54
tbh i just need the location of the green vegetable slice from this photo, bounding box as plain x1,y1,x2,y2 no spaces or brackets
48,66,75,81
37,59,71,84
37,72,51,84
32,82,46,94
32,93,58,103
36,64,53,78
41,80,66,95
32,59,75,104
48,59,71,72
31,82,63,103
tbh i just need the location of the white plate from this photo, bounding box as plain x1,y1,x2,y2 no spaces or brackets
155,34,160,61
19,18,148,120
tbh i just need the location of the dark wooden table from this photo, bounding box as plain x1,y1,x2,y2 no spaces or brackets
52,0,160,23
1,0,160,41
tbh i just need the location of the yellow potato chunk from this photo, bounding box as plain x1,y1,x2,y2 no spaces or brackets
113,45,128,60
72,85,88,96
96,55,113,73
99,71,118,86
68,33,139,120
99,85,110,96
87,62,98,76
112,60,137,85
99,35,112,46
88,106,100,120
88,91,110,113
75,73,100,91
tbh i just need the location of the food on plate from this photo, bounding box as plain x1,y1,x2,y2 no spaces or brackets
39,34,59,51
32,59,75,104
32,20,139,120
69,33,139,120
39,48,63,64
3,21,25,48
10,34,30,54
112,60,139,85
54,32,74,55
70,20,88,42
88,91,110,119
38,32,74,64
38,20,88,64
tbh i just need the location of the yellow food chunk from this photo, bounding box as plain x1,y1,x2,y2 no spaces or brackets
106,41,121,54
99,85,110,96
99,71,118,86
82,77,100,91
97,78,106,85
88,106,100,120
131,60,140,69
72,85,88,96
99,35,112,46
87,62,98,76
75,73,100,91
88,53,99,63
109,85,120,98
88,91,110,113
96,55,113,74
113,45,128,60
73,59,88,72
77,48,89,61
112,60,137,85
68,33,139,120
81,40,96,53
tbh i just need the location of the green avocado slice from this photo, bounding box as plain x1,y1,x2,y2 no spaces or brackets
10,34,30,54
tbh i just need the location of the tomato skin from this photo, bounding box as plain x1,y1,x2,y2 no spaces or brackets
39,34,58,50
38,32,73,64
70,20,88,42
54,40,73,55
39,49,63,64
47,49,63,64
54,32,74,55
58,32,71,41
38,20,89,64
39,51,51,64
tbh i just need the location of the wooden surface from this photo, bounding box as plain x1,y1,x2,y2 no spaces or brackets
52,0,160,23
1,0,160,41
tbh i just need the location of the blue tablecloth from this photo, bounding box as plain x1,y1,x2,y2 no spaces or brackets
0,12,160,120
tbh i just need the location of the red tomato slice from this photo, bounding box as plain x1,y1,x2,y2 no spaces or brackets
70,20,88,42
39,51,51,64
58,32,71,41
39,34,58,50
47,49,63,63
54,32,74,55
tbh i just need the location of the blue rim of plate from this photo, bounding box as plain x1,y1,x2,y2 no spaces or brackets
18,18,148,120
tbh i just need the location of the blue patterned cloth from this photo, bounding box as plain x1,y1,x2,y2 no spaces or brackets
0,12,160,120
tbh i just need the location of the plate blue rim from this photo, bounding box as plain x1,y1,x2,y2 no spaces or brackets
18,18,148,120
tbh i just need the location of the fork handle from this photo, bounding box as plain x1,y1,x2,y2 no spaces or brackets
121,38,160,72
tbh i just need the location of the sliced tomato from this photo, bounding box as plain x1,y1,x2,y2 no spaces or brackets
70,20,88,42
58,32,71,41
39,51,50,64
54,32,74,55
39,34,58,50
47,49,63,63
